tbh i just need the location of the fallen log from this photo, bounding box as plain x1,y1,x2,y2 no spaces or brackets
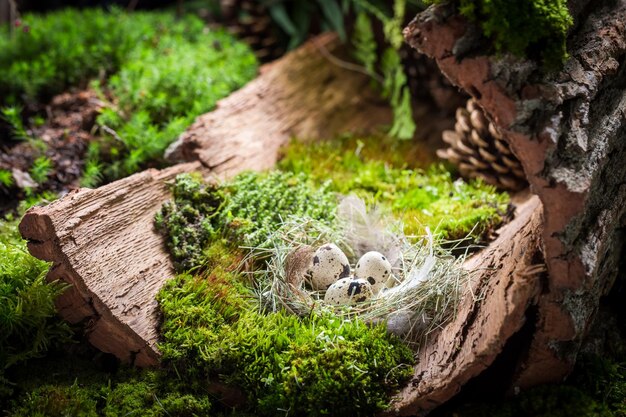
165,32,394,172
19,33,394,366
397,0,626,411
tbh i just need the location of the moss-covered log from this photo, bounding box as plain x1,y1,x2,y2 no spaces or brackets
396,0,626,414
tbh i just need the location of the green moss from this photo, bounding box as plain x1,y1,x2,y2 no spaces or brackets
426,0,573,67
156,171,337,273
1,8,258,184
8,361,213,417
278,136,508,241
95,24,257,180
102,371,213,417
219,171,337,248
9,383,99,417
155,173,224,272
454,386,613,417
0,169,14,188
0,8,157,104
0,204,72,398
156,255,415,416
153,158,476,415
446,354,626,417
569,355,626,416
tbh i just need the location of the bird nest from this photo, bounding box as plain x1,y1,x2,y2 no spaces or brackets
246,196,476,346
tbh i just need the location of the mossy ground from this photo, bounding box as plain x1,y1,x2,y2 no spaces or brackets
144,135,509,415
157,244,414,416
278,135,509,242
435,354,626,417
0,195,73,399
1,8,258,196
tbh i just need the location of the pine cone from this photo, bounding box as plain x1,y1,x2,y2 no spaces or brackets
437,99,527,191
220,0,284,62
399,45,466,114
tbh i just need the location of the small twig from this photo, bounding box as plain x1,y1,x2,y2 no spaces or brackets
312,35,385,84
100,125,123,142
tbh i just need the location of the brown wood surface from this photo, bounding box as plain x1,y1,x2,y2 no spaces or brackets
165,32,393,173
387,195,544,415
403,0,626,404
20,162,206,366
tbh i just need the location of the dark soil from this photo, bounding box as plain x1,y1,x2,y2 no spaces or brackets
0,89,102,216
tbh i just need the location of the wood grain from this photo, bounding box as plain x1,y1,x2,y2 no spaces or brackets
165,32,393,174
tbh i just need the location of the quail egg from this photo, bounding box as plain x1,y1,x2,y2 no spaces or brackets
324,277,373,305
307,243,351,290
354,251,392,294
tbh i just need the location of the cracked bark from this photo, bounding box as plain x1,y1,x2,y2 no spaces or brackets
393,0,626,413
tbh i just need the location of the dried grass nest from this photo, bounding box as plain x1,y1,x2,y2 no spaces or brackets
246,196,478,346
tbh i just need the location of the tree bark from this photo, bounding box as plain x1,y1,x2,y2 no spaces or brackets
386,194,545,415
19,162,206,367
400,0,626,407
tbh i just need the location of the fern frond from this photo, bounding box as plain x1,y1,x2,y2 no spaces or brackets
352,12,378,78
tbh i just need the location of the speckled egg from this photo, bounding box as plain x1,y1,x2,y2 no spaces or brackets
354,251,392,294
324,277,373,305
307,243,351,290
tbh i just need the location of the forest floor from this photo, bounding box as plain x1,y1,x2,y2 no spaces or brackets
1,5,625,417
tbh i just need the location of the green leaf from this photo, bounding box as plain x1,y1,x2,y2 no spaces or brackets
351,12,377,77
317,0,346,41
268,3,298,36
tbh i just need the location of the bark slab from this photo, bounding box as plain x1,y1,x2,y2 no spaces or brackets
403,0,626,400
165,32,393,173
387,195,544,415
